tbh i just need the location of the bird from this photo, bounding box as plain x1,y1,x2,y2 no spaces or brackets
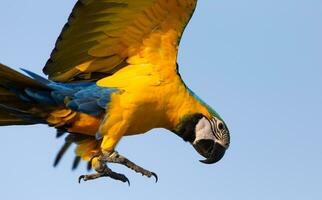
0,0,230,185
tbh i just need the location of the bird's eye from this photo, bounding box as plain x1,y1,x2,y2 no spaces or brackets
218,122,224,131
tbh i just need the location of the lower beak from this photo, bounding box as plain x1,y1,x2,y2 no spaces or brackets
193,140,226,164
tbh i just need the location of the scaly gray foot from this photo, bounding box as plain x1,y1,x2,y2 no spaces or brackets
78,162,130,185
100,151,158,182
78,151,158,185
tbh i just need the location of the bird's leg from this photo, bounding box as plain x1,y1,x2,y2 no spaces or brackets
78,155,130,185
100,151,158,182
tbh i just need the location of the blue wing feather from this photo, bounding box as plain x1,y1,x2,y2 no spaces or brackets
25,88,57,104
77,102,102,116
19,69,117,116
20,68,51,85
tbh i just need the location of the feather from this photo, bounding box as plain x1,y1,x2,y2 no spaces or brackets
72,156,81,170
87,161,92,171
43,0,198,82
24,89,56,105
56,130,66,138
54,142,72,167
20,68,51,85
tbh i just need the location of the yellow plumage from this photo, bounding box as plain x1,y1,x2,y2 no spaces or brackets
97,29,212,150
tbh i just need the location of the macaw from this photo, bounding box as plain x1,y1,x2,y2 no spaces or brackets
0,0,230,184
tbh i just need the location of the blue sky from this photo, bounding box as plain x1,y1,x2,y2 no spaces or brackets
0,0,321,199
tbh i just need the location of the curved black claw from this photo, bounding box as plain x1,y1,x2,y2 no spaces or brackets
110,172,130,186
78,175,85,184
151,172,158,183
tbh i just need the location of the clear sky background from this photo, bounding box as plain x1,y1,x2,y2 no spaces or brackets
0,0,321,199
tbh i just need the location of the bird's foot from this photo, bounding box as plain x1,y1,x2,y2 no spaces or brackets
79,162,130,185
100,151,158,182
78,151,157,185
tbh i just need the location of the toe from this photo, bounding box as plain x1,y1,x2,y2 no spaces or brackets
151,172,158,183
78,175,86,183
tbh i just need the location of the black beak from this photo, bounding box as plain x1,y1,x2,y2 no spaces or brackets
200,142,226,164
193,140,226,164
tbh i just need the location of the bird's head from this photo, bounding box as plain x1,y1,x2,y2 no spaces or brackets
175,113,230,164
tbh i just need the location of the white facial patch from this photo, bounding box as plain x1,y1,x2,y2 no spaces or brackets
193,117,216,145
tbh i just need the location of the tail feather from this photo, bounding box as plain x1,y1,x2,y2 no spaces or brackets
0,63,52,125
0,63,49,90
0,63,101,170
0,109,33,125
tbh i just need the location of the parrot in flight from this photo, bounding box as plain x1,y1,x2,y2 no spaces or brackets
0,0,230,185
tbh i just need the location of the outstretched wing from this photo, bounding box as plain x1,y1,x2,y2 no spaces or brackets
43,0,197,82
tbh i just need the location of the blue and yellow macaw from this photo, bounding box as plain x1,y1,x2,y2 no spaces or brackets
0,0,230,184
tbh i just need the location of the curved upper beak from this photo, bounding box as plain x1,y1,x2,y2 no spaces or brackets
193,139,227,164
